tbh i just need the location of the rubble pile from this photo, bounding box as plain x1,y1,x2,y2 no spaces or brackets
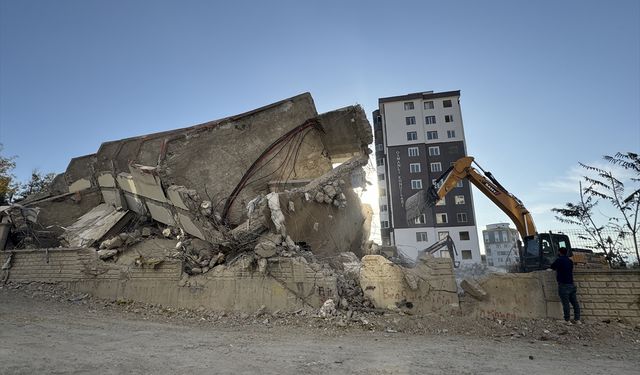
0,93,380,311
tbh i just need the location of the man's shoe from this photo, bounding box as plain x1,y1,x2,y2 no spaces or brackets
559,319,573,325
573,320,583,325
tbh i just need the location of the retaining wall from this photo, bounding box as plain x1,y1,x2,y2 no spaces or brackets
0,248,336,312
463,270,640,323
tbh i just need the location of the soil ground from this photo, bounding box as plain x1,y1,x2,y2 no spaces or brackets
1,282,639,375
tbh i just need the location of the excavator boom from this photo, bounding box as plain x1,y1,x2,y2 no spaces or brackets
427,156,536,239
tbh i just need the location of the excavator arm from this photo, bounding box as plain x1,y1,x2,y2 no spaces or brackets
427,156,537,239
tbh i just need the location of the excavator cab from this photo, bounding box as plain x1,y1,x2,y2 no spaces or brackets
520,232,572,272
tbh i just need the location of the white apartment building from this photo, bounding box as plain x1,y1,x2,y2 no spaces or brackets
483,223,520,269
373,90,481,264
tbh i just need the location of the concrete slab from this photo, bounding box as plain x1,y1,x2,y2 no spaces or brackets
176,212,205,239
61,203,134,247
97,173,116,188
69,178,92,193
128,164,167,203
146,201,175,226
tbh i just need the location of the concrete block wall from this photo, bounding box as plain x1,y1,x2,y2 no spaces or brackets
464,270,640,323
574,271,640,321
0,248,336,312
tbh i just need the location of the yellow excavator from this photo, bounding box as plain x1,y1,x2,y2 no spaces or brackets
426,156,600,272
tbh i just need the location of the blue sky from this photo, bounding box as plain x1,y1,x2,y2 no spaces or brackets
1,0,638,238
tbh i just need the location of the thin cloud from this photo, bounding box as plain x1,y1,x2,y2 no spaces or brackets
538,160,636,194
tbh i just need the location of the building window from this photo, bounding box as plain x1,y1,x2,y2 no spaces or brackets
447,130,456,138
430,162,442,172
443,99,452,108
414,214,426,224
427,131,438,140
484,232,490,242
448,145,459,154
428,146,440,156
425,116,436,124
424,101,434,109
456,181,463,188
404,102,414,110
381,221,389,228
409,163,421,173
445,115,454,123
377,158,385,165
438,231,449,240
459,231,470,241
380,204,388,212
436,213,448,224
461,250,472,260
440,250,450,258
379,188,386,196
436,198,446,206
502,231,508,242
407,131,418,141
378,174,385,181
411,179,423,189
457,212,468,223
406,116,416,125
455,195,465,205
408,147,419,157
416,232,428,242
376,144,383,151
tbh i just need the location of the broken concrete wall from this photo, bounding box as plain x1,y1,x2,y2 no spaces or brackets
278,187,370,260
461,270,640,323
65,154,97,193
359,254,459,314
460,272,548,320
0,248,337,312
317,105,373,162
22,189,103,236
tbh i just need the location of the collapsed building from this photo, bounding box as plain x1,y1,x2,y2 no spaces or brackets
1,93,639,324
0,93,378,309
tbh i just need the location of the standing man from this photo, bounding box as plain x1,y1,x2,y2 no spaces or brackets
550,247,581,324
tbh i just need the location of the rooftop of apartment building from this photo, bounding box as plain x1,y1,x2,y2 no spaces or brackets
378,90,461,104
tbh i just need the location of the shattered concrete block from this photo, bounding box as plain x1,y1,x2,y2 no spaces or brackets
257,258,268,274
100,236,124,250
460,278,488,300
255,238,278,258
97,249,118,260
319,299,336,318
266,192,286,236
209,252,224,268
200,200,212,216
322,184,337,199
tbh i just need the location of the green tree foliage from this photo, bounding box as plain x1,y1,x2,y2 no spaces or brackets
14,169,56,201
0,144,18,205
553,152,640,266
